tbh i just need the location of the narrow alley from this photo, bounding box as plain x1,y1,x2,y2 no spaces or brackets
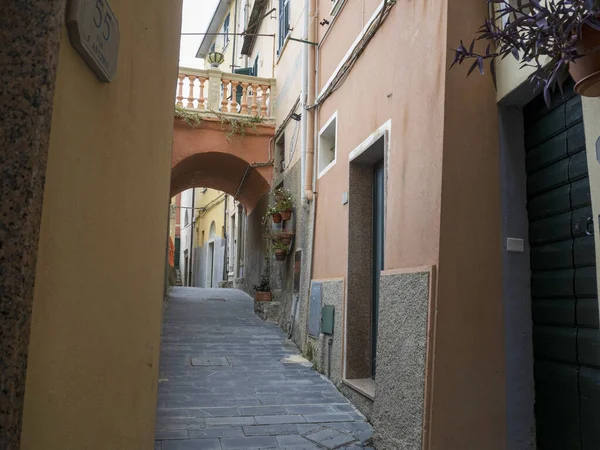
155,288,373,450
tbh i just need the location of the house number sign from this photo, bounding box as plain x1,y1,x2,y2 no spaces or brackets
67,0,120,82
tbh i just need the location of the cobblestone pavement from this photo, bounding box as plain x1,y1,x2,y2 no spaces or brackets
155,287,374,450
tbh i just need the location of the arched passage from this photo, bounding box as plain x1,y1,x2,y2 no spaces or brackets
171,116,274,213
170,152,271,213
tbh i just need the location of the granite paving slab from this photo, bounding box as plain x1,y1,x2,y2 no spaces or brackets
155,287,373,449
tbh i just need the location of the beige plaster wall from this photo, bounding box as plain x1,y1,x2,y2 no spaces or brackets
312,0,446,278
20,0,182,447
429,0,506,446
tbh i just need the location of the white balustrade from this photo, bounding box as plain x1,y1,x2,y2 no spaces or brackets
175,67,276,119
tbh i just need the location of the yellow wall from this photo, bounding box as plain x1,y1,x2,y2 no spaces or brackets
20,0,182,447
194,188,226,245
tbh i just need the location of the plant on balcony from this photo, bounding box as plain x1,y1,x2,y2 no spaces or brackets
450,0,600,104
272,241,289,261
271,229,295,246
214,111,264,142
174,105,203,128
274,188,294,220
253,258,272,301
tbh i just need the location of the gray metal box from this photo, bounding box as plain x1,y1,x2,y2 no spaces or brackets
321,305,334,335
308,282,322,337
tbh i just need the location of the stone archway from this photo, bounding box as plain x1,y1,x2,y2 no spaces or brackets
171,117,275,212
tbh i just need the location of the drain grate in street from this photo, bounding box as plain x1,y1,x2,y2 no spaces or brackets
190,356,230,366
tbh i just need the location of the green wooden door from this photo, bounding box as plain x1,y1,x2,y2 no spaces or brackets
524,81,600,450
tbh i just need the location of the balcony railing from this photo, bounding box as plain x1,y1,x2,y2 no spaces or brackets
176,67,276,119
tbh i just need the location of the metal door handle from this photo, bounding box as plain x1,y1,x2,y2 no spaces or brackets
586,216,594,236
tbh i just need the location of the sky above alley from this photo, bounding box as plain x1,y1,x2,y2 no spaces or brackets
179,0,219,69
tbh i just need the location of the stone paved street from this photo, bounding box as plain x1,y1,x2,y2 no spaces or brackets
155,287,373,450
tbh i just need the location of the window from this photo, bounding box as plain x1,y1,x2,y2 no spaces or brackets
184,210,189,226
253,53,259,77
318,112,337,177
210,43,215,53
275,133,285,174
278,0,290,53
223,14,230,50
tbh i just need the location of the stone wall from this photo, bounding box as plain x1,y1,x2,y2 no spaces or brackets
372,268,433,450
310,279,344,384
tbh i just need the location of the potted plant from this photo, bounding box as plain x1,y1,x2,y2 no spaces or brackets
253,260,271,302
269,205,282,224
275,188,294,221
451,0,600,103
271,229,295,246
272,241,288,261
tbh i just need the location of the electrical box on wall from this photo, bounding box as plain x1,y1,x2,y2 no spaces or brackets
321,305,334,335
308,282,322,337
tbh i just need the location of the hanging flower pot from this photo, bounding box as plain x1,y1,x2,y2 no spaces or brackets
274,249,287,261
280,210,292,221
206,51,225,69
272,212,282,224
570,26,600,97
271,230,295,246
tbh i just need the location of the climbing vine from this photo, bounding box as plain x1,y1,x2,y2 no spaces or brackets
174,105,264,142
174,105,203,128
215,111,264,142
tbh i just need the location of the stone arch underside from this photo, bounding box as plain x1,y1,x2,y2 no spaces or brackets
170,152,271,213
171,117,274,213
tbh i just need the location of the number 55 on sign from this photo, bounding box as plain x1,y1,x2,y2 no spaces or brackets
67,0,120,82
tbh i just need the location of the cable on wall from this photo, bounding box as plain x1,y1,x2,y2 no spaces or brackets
307,0,396,110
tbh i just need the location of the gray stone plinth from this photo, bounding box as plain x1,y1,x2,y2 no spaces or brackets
372,269,432,450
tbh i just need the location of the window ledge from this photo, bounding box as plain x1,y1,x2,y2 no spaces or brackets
276,33,292,65
342,378,375,401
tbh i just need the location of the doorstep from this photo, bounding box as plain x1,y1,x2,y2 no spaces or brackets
342,378,375,401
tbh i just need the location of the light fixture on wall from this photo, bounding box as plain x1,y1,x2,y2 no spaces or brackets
206,51,225,68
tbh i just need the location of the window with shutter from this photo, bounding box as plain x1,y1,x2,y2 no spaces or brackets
278,0,290,53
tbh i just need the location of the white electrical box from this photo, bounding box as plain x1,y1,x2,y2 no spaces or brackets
342,191,348,205
507,238,525,253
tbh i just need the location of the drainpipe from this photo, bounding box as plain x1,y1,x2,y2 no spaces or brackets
188,188,195,286
243,0,250,68
232,0,239,71
223,194,228,282
301,0,316,203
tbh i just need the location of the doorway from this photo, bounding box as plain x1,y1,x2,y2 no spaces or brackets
345,130,387,381
523,84,600,449
207,242,215,288
372,160,385,377
183,250,189,287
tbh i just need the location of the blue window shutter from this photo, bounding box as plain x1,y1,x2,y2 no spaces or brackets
278,0,290,52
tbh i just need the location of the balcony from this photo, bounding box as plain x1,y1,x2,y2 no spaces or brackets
176,67,276,121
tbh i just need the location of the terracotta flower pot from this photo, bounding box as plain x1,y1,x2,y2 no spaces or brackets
272,213,282,224
255,291,272,302
280,210,292,221
280,236,292,246
275,249,287,261
570,25,600,97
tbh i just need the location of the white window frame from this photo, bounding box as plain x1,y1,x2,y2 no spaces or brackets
318,111,338,179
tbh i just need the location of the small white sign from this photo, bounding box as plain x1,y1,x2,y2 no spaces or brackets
67,0,120,82
507,238,525,253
